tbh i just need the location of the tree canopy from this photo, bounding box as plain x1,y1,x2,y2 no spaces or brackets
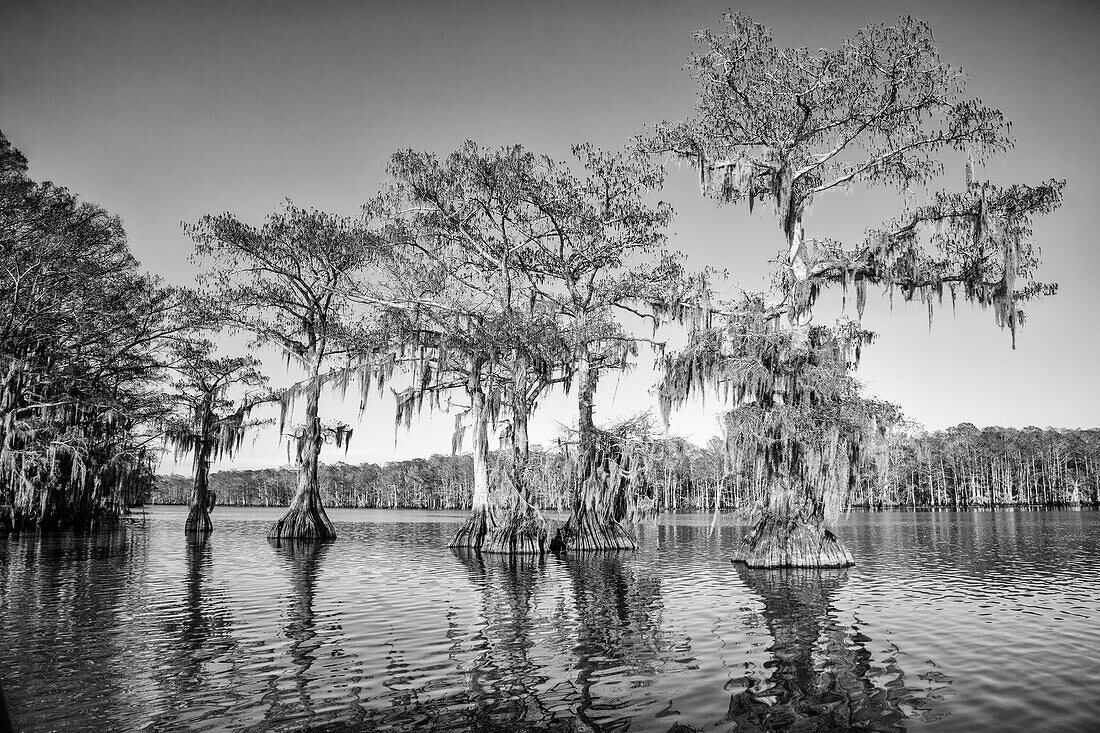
366,141,693,551
645,13,1063,339
1,131,186,530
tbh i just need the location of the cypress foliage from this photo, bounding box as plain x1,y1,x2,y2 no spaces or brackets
1,131,184,531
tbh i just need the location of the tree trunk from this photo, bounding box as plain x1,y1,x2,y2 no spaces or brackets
552,360,637,552
184,439,214,534
731,204,854,568
733,513,854,568
481,351,549,554
449,361,493,549
509,352,531,495
268,367,335,540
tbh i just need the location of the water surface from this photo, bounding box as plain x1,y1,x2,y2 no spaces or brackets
2,507,1099,731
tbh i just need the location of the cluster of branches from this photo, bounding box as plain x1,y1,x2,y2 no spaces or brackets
0,131,190,530
362,142,700,551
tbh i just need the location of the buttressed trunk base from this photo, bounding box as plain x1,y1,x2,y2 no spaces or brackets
551,440,638,552
450,503,550,554
551,507,636,552
184,505,213,534
449,505,491,550
733,515,853,568
484,502,549,554
268,491,336,540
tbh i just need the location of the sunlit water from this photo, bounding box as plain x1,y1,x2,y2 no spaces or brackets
2,507,1099,732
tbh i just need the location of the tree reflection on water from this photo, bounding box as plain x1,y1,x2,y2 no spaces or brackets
443,553,951,732
181,535,235,654
561,552,668,733
725,565,950,732
448,548,567,732
444,549,672,733
174,536,237,699
261,538,334,730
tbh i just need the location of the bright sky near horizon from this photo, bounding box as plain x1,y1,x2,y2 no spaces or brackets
3,0,1099,471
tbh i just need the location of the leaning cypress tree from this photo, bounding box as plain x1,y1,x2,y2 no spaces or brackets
186,203,385,540
645,14,1064,566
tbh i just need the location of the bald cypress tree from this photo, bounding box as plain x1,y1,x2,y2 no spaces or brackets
367,143,576,554
1,131,183,531
645,14,1064,566
186,203,386,540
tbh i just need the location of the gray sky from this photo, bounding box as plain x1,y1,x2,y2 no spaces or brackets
3,0,1098,469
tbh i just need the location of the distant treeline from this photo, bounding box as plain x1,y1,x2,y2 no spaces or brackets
151,444,725,513
150,424,1100,511
873,424,1100,508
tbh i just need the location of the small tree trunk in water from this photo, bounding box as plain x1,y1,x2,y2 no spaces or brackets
268,366,336,540
449,362,492,550
552,359,637,552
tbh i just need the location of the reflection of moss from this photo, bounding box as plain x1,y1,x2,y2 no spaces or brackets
259,538,334,728
727,566,949,731
562,552,668,732
449,549,561,730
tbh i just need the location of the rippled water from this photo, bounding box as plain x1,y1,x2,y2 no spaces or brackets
2,507,1099,732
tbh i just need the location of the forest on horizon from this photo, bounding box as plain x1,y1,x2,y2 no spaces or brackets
151,423,1100,512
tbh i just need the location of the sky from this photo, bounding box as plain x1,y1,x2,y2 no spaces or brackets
3,0,1098,471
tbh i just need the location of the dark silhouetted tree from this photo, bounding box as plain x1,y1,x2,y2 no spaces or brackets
1,131,184,530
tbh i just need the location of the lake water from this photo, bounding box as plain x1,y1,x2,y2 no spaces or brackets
2,507,1099,732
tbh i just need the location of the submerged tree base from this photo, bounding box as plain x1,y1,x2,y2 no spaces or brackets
267,498,336,540
184,506,213,534
0,506,125,533
448,506,490,550
484,503,549,554
732,517,853,568
448,504,550,554
550,509,637,552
